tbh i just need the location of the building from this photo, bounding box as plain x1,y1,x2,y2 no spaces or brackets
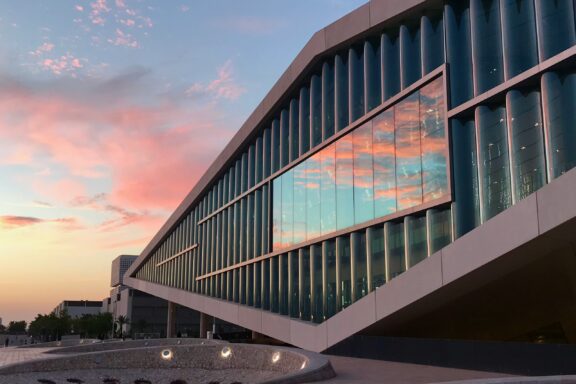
103,255,202,338
125,0,576,359
53,301,102,318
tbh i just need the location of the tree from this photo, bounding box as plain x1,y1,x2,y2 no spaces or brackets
115,315,129,337
7,321,27,334
0,323,6,334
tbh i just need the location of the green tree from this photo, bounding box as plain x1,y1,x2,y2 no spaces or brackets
7,320,27,334
115,315,129,337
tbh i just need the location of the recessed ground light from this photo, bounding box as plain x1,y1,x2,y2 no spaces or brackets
161,349,173,360
271,351,281,363
220,346,232,358
301,361,307,370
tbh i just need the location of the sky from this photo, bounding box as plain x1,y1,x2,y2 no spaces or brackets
0,0,367,325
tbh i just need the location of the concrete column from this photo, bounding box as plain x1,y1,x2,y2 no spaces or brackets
199,312,213,339
166,301,176,338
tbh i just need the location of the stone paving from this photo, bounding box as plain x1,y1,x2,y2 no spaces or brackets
0,346,61,368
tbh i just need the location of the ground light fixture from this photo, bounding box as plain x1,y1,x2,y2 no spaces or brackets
161,349,173,360
220,346,232,358
271,351,281,363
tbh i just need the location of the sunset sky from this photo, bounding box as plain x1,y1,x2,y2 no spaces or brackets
0,0,366,324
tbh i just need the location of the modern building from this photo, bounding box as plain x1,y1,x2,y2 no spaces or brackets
53,301,102,318
103,255,202,338
125,0,576,356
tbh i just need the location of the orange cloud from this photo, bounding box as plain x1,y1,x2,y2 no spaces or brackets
0,215,80,229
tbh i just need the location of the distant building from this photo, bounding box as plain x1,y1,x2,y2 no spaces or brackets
52,300,102,318
111,255,138,287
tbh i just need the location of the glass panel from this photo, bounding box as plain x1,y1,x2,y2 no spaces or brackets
280,109,290,168
254,263,261,308
320,144,337,235
336,135,355,230
311,245,323,323
322,61,335,140
535,0,576,61
272,177,282,251
246,264,253,306
428,208,452,254
542,71,576,178
381,30,401,101
306,152,322,240
281,169,294,248
400,22,422,89
507,89,546,201
353,122,375,223
241,152,248,193
386,221,406,279
477,105,512,221
406,215,428,267
239,266,246,304
262,259,270,310
373,109,397,217
262,184,270,254
338,236,352,310
255,136,263,184
451,118,481,238
352,231,368,301
290,98,299,162
247,195,254,260
248,144,255,188
299,248,311,320
471,0,504,94
270,256,279,313
370,226,386,290
445,0,474,107
289,251,299,318
349,46,365,122
293,163,307,244
421,12,445,74
396,93,423,210
501,0,538,79
279,254,289,315
324,240,337,319
335,53,349,131
421,77,449,202
299,87,311,155
254,189,262,257
272,119,280,173
364,39,382,112
311,74,322,148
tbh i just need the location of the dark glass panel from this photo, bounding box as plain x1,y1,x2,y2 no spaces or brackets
396,93,423,210
471,0,504,94
248,144,255,189
335,53,349,131
542,71,576,178
235,159,241,196
240,197,247,262
233,268,239,303
246,264,253,306
270,256,279,313
279,254,289,315
381,30,401,101
281,169,294,248
254,189,262,257
229,164,236,200
247,194,254,259
501,0,538,79
451,118,481,238
263,128,271,179
406,215,428,267
336,135,355,230
353,122,375,223
324,239,337,319
476,105,512,220
306,152,322,240
351,231,368,301
400,22,422,89
370,226,386,289
241,152,248,193
289,251,299,318
299,87,311,155
420,77,449,202
262,259,270,310
272,177,282,251
421,12,445,74
535,0,576,61
349,46,365,122
272,119,280,173
364,38,382,112
311,244,323,323
254,262,261,308
280,109,290,168
428,208,452,254
293,162,307,244
255,136,263,184
507,89,546,201
385,221,406,279
299,248,311,320
311,74,323,148
290,98,299,162
445,0,474,107
337,236,352,310
322,61,335,140
373,109,397,217
320,144,337,235
262,184,270,254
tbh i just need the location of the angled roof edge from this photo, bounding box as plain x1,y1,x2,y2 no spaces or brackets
127,0,429,277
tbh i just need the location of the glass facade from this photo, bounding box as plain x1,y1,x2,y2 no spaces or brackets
133,1,576,328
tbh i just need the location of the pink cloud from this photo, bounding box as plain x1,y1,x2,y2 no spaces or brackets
108,28,138,47
186,60,245,101
39,54,85,76
30,42,55,57
0,215,80,230
75,5,84,12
